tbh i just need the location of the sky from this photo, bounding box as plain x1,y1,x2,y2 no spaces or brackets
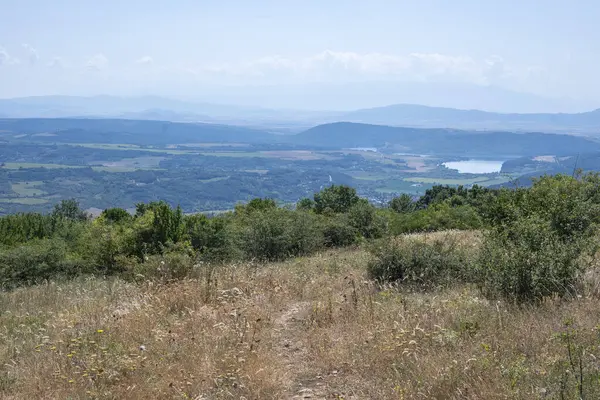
1,0,599,111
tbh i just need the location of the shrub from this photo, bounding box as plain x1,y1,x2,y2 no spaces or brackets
185,214,234,262
321,219,358,247
367,235,472,288
296,197,315,211
0,239,89,289
236,209,322,261
475,174,600,303
389,204,482,234
476,216,593,303
347,201,387,239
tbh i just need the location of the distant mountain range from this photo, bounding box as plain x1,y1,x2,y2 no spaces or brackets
341,104,600,134
3,117,600,159
0,96,332,131
2,95,600,135
0,118,277,145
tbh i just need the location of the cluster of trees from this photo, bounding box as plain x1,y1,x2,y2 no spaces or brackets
0,183,491,288
2,175,600,304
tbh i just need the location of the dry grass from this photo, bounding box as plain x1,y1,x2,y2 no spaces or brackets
1,239,600,399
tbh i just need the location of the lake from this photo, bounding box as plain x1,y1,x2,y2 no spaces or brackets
443,160,504,174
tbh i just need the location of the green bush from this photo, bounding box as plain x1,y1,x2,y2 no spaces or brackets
296,197,315,211
475,174,600,303
0,239,90,289
185,214,234,262
367,235,472,288
321,218,358,247
236,209,323,261
347,201,387,239
389,203,482,234
476,216,592,303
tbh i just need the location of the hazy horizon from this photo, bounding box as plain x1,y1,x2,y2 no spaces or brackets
2,1,600,112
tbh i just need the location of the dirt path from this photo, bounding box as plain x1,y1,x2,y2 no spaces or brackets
271,301,330,399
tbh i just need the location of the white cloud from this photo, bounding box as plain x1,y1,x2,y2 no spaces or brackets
22,43,39,65
0,46,20,66
86,53,109,70
190,50,532,86
135,56,154,65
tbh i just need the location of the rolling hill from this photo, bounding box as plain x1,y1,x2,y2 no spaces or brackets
0,118,279,145
293,122,600,157
341,104,600,134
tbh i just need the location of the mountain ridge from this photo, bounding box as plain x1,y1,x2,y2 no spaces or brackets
2,95,600,134
340,104,600,134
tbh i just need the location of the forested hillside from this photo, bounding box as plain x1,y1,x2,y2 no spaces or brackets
295,122,600,155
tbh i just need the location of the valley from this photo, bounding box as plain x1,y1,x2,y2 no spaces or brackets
0,117,595,215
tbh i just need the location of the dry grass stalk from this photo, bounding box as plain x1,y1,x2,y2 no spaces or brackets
1,235,599,399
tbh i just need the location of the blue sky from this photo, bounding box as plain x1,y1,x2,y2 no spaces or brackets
1,0,599,111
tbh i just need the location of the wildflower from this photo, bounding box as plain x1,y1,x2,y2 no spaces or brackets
96,329,104,334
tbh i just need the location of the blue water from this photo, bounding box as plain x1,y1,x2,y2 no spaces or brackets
443,160,504,174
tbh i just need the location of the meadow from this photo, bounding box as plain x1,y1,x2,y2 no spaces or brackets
2,236,599,399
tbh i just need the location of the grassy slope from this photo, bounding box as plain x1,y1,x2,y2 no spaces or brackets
1,231,599,399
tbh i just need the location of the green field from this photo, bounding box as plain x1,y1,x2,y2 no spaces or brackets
175,142,250,148
376,179,436,195
199,151,264,158
1,163,83,170
404,176,492,185
478,176,512,186
348,172,390,181
0,197,50,205
68,143,197,155
91,166,142,173
199,176,231,183
11,181,46,196
91,166,165,173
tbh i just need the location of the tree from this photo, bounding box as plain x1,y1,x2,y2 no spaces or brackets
52,199,88,221
389,194,415,213
101,208,131,223
296,197,315,211
313,185,360,214
347,201,386,239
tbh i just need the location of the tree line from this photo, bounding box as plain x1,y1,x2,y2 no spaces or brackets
2,174,600,304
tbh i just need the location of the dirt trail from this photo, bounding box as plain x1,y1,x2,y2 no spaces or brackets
271,301,330,399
